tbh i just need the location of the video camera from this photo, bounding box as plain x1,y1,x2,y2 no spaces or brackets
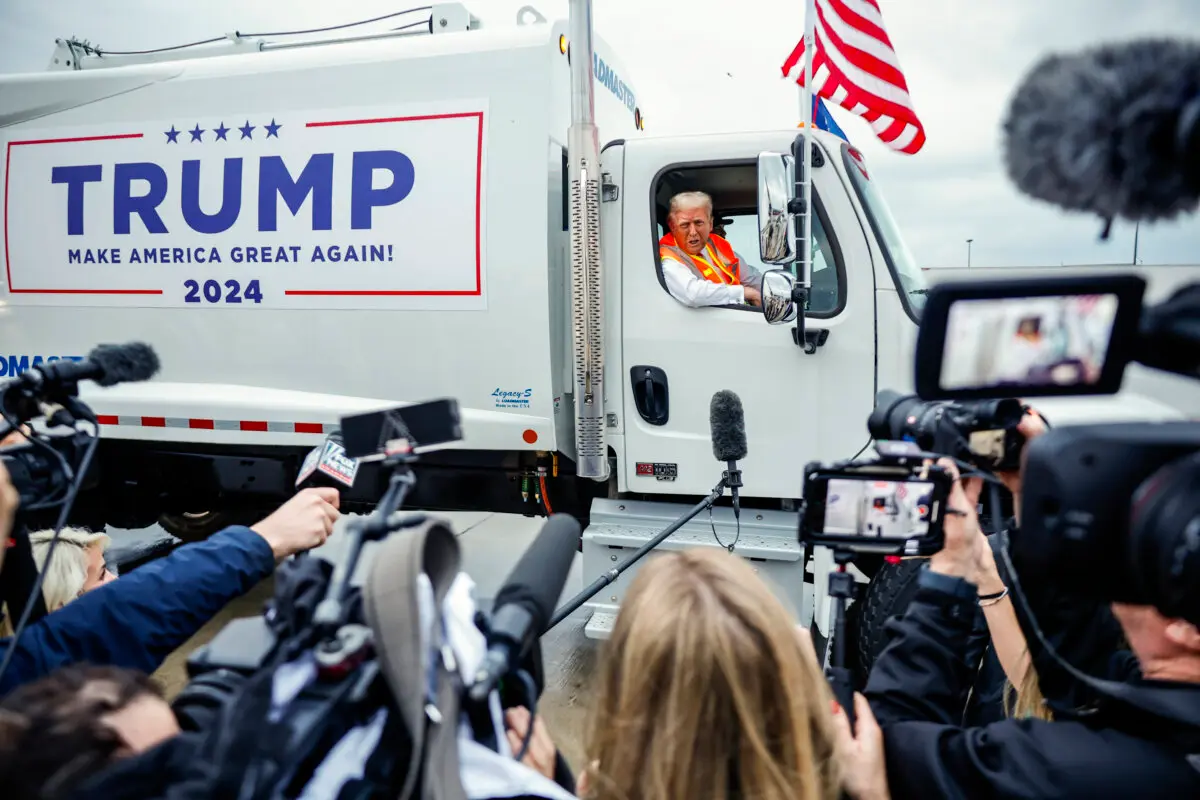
0,344,158,508
913,272,1200,626
0,343,159,686
796,268,1200,722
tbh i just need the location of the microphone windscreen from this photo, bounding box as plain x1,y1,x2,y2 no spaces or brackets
710,390,748,462
493,513,581,633
88,343,160,386
1002,38,1200,223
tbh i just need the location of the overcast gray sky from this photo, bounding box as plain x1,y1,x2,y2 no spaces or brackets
2,0,1197,268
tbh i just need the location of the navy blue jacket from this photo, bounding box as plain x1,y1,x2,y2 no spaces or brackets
0,526,275,696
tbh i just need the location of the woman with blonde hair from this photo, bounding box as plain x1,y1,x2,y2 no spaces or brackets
29,527,119,612
0,528,117,637
561,546,887,800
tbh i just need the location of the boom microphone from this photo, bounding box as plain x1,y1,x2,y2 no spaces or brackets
710,390,747,519
1001,38,1200,232
16,343,160,391
469,513,581,701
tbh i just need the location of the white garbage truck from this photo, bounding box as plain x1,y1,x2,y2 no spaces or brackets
0,2,1182,669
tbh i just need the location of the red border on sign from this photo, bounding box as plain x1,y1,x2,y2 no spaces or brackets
286,111,484,297
4,133,163,295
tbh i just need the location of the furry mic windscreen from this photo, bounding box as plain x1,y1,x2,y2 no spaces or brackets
709,390,748,462
87,343,160,386
1001,37,1200,223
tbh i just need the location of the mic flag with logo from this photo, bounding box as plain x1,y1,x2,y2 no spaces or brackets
782,0,926,155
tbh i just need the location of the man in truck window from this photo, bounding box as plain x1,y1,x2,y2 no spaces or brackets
659,191,763,308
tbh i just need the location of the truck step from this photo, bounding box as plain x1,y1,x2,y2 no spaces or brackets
580,498,807,640
583,609,618,640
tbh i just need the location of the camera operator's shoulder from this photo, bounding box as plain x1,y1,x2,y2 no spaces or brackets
979,717,1200,797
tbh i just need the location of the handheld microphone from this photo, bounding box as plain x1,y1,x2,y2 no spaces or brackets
15,343,160,392
710,390,748,519
469,513,581,702
295,430,359,492
1001,38,1200,232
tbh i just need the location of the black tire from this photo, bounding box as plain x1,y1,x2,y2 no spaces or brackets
854,558,926,680
158,510,260,542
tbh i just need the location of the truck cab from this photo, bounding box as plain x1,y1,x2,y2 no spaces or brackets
600,130,925,502
573,126,930,641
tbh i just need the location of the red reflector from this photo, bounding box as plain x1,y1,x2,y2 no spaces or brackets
885,555,902,565
141,416,166,427
96,415,118,425
295,422,324,434
188,419,214,430
522,429,537,444
240,421,269,432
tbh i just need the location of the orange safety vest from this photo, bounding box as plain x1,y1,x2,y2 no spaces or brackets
658,232,742,286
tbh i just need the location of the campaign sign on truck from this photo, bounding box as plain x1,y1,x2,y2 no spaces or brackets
1,101,488,310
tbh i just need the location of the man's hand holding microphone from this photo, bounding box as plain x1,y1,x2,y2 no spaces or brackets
251,488,342,562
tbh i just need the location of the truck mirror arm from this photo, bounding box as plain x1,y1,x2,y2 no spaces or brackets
791,285,809,351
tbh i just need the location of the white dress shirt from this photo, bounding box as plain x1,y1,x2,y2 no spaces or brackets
661,249,747,307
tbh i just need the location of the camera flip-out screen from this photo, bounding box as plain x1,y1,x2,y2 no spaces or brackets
915,275,1146,400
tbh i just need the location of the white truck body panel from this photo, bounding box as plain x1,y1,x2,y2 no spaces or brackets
0,19,640,455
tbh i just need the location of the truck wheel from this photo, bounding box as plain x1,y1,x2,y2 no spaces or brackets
854,558,925,679
158,511,235,542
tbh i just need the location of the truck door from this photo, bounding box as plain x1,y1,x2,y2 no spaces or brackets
618,135,876,500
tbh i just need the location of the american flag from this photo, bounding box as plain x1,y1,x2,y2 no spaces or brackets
781,0,926,155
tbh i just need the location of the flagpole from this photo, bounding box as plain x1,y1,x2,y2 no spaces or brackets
799,0,816,292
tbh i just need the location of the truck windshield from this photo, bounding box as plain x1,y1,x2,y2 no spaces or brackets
840,144,927,322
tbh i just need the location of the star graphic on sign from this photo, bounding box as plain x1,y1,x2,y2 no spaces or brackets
213,122,229,141
189,124,205,142
239,120,255,140
264,118,282,138
164,125,180,144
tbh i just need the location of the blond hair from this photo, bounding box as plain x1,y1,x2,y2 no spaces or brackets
1004,659,1053,721
582,548,841,800
668,191,713,222
29,528,111,613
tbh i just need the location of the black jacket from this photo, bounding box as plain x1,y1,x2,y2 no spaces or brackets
960,529,1134,726
864,569,1200,799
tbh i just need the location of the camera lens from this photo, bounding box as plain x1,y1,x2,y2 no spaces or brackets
867,390,923,441
983,398,1025,429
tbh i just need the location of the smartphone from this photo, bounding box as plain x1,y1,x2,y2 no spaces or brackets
801,464,952,557
340,398,463,459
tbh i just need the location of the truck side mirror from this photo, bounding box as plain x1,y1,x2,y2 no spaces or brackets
761,269,798,325
756,151,797,265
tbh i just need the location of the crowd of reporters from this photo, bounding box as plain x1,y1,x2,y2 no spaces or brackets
0,402,1198,799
